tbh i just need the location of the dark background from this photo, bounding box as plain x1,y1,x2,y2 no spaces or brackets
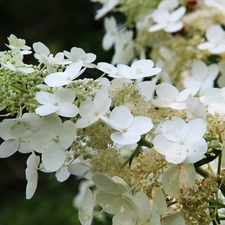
0,0,112,224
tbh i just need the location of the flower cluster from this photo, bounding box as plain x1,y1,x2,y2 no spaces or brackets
1,0,225,224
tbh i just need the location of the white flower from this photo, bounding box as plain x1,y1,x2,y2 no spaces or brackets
102,16,118,50
97,62,130,79
78,188,96,225
204,0,225,14
198,25,225,54
76,89,111,128
55,166,70,182
134,192,160,225
35,88,79,117
152,82,198,110
149,7,186,33
92,173,138,225
112,30,135,65
0,114,39,158
202,87,225,115
94,0,120,20
64,47,96,68
185,95,206,121
1,61,34,75
33,42,70,67
101,106,153,145
153,117,207,164
183,60,219,96
6,34,31,54
158,0,179,11
136,81,156,101
25,153,40,199
68,155,93,179
44,61,84,87
123,59,162,79
30,114,76,172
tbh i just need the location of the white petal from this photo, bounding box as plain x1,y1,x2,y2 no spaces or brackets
42,145,66,172
185,137,207,163
0,139,18,158
94,89,111,115
54,88,76,103
65,60,83,75
162,117,188,142
57,103,79,117
79,100,96,118
149,23,167,32
156,82,179,101
35,91,55,104
136,81,156,101
206,25,225,44
56,166,70,182
92,173,119,194
210,44,225,54
165,144,187,164
35,105,58,116
109,106,133,130
169,6,186,22
44,72,71,87
33,42,50,55
164,21,183,33
59,120,76,149
111,131,140,145
76,116,99,128
186,119,206,138
128,116,153,135
192,60,207,79
152,9,169,24
198,42,215,50
103,33,115,50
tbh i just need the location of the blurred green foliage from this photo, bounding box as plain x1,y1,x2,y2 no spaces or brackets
0,0,111,224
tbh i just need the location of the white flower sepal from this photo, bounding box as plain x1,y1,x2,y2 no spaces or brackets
44,60,84,87
101,106,153,145
25,153,40,199
35,88,79,117
153,116,207,164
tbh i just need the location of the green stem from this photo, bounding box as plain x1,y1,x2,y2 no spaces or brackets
121,144,142,168
138,138,153,148
10,84,29,94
